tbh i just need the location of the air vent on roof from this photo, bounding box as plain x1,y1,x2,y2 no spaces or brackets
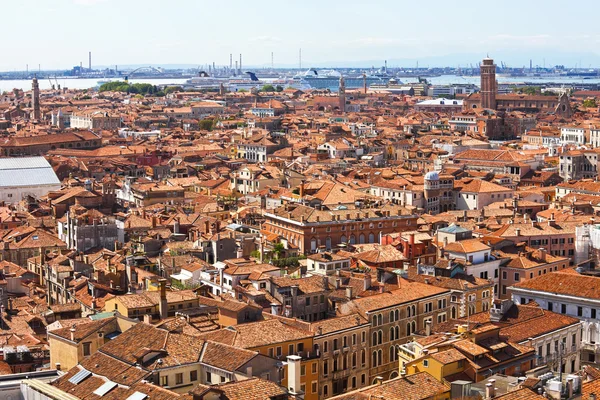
68,368,92,384
93,381,117,396
126,392,148,400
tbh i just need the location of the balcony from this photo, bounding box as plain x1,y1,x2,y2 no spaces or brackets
332,369,352,380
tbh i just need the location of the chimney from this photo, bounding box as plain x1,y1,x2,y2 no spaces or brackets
539,248,547,262
425,320,432,336
286,355,302,395
515,228,521,237
345,286,353,299
158,278,168,319
55,362,61,371
335,278,341,289
363,274,371,291
299,181,305,198
91,297,97,310
143,314,152,324
70,325,76,341
463,210,468,222
567,378,574,398
377,268,384,283
375,376,384,385
270,303,281,315
409,233,415,245
486,379,496,399
246,366,253,377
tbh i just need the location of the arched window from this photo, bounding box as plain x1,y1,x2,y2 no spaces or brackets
377,314,383,326
340,235,347,244
361,349,366,365
352,353,357,367
395,326,399,340
390,371,399,379
451,307,456,319
372,351,378,367
389,310,395,322
368,232,375,243
389,346,396,362
407,322,412,336
411,305,416,316
326,236,332,250
372,332,378,346
378,350,382,365
310,238,317,252
378,330,383,344
407,306,412,318
349,235,356,244
395,310,399,321
411,321,416,333
390,327,395,341
359,234,365,244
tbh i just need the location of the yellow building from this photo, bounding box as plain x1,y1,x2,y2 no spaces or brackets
104,287,199,320
405,348,467,382
47,314,137,371
205,318,319,400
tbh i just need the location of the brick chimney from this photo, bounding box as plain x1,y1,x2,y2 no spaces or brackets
158,278,168,319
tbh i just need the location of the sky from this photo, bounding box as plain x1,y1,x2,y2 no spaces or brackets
3,0,600,71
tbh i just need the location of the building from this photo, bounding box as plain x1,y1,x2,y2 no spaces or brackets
263,203,418,254
327,372,450,400
510,270,600,368
414,98,463,113
58,208,124,252
70,110,121,130
310,314,371,398
559,149,600,181
0,157,61,203
31,77,41,120
336,279,451,382
47,314,138,371
480,58,497,110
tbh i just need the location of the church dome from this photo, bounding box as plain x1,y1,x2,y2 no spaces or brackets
424,171,439,181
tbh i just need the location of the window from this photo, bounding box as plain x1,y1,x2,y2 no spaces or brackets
324,341,328,353
323,385,328,396
176,373,183,385
323,360,328,376
206,372,212,383
514,272,520,281
578,307,583,317
352,333,357,345
561,304,567,314
289,344,294,355
593,309,597,319
548,302,553,312
425,302,433,313
190,370,198,381
82,342,91,356
301,365,306,376
161,375,169,386
423,360,429,367
502,271,507,280
220,376,226,383
312,381,318,394
276,346,282,357
312,362,317,374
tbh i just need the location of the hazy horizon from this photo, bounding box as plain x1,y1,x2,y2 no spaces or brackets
4,0,600,71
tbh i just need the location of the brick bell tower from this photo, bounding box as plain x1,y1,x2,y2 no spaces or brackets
480,57,497,110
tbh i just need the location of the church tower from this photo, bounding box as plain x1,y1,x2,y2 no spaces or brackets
338,75,346,112
480,57,497,110
32,77,41,120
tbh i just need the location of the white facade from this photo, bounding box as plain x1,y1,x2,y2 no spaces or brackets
456,190,513,211
511,288,600,368
0,157,61,203
561,126,586,145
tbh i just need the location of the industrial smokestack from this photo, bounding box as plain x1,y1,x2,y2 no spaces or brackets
239,54,242,73
235,61,238,76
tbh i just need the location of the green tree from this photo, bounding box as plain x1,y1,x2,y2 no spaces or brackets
165,86,183,94
199,118,215,131
261,84,276,92
583,99,597,108
275,85,284,92
273,242,285,259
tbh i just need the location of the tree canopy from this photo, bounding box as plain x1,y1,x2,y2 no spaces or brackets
98,81,162,95
583,98,598,108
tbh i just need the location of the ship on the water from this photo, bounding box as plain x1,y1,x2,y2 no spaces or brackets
294,68,390,90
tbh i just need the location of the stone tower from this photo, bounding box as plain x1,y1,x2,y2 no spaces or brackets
32,77,41,120
480,57,497,110
338,75,346,112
